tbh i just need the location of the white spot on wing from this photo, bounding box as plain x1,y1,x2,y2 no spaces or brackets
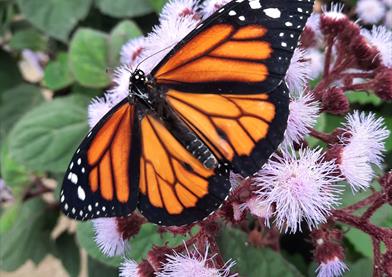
78,186,86,201
263,8,281,18
70,173,78,184
249,0,261,9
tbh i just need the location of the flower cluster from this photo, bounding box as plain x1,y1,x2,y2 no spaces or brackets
87,1,392,277
356,0,391,27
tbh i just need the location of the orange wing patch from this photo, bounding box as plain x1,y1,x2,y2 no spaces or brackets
87,104,133,202
166,90,276,162
155,24,271,84
139,115,214,215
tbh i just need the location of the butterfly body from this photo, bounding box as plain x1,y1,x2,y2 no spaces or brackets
60,0,314,226
129,69,219,169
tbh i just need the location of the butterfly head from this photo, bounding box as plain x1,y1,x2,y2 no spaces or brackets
131,69,147,87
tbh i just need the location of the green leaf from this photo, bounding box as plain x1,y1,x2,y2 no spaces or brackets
8,95,89,173
109,20,142,66
95,0,153,18
77,221,196,267
87,257,118,277
129,223,197,262
0,50,22,93
384,116,392,152
344,228,373,258
217,228,304,277
72,84,101,99
0,141,30,199
9,29,48,51
0,203,22,235
0,198,58,271
147,0,167,12
69,28,111,88
344,258,372,277
0,84,44,144
43,52,74,91
16,0,92,41
346,91,382,106
53,233,81,277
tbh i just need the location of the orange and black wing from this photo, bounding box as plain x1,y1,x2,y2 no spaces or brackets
151,0,313,176
152,0,314,94
165,83,289,176
137,114,231,226
60,100,140,220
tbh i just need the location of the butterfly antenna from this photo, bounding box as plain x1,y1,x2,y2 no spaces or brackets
135,43,177,71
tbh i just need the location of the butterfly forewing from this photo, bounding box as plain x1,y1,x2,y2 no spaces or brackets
153,0,314,94
60,100,140,220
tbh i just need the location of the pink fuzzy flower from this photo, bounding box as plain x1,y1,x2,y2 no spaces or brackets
316,257,348,277
120,37,147,68
239,197,271,220
93,218,130,257
361,26,392,68
120,259,139,277
202,0,232,18
160,0,199,21
255,147,343,233
282,92,320,147
156,244,236,277
285,48,311,93
338,111,390,191
356,0,386,25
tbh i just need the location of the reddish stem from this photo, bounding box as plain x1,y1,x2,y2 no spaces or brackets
373,238,382,277
23,179,53,201
324,37,334,77
361,195,385,221
343,82,373,92
207,235,225,268
340,72,374,79
310,129,334,144
340,192,382,214
332,210,392,248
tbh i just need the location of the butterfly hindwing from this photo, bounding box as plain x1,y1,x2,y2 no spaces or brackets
166,82,289,176
137,115,231,226
60,100,140,220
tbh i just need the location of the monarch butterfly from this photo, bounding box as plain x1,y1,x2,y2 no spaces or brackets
60,0,314,226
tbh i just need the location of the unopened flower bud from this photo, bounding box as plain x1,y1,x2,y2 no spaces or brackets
321,88,350,115
374,67,392,100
